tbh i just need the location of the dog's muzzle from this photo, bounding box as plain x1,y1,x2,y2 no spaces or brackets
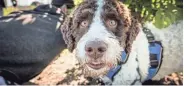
85,40,107,69
85,40,107,59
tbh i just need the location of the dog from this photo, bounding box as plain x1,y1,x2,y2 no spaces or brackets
60,0,183,85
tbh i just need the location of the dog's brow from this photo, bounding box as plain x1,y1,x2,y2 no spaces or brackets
103,12,119,19
81,9,94,14
77,10,94,20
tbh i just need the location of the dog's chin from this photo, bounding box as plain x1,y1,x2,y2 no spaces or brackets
82,64,111,78
76,56,120,78
81,60,119,78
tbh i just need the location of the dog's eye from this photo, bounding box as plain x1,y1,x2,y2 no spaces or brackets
106,19,117,28
80,20,89,28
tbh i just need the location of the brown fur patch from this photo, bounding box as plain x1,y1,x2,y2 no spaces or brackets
61,0,140,53
115,1,140,53
60,0,97,52
61,17,75,52
102,0,140,53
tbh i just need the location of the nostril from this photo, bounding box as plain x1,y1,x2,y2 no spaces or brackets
98,47,106,53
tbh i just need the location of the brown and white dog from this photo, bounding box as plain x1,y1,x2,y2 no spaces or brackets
61,0,183,85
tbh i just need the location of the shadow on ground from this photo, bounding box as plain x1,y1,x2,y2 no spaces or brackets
30,49,183,85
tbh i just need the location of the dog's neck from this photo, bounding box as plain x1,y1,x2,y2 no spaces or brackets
112,29,150,84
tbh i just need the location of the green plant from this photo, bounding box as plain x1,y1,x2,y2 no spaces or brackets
124,0,183,29
73,0,183,29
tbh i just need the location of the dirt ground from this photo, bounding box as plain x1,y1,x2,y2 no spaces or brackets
30,49,89,85
30,49,183,85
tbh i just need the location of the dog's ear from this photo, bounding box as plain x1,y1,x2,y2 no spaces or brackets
60,17,75,52
116,1,140,53
125,18,140,53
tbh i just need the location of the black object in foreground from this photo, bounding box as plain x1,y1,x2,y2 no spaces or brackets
0,5,67,84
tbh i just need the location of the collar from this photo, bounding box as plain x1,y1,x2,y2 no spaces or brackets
99,51,128,85
106,51,128,80
99,28,163,85
105,51,128,80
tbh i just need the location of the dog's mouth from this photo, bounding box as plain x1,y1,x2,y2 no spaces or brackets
87,62,105,70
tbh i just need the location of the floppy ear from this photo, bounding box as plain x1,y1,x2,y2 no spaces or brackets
125,18,140,53
116,1,140,53
60,17,75,52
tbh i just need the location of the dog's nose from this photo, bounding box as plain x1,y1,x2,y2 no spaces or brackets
85,40,107,59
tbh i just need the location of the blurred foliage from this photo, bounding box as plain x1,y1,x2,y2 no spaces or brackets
74,0,84,6
123,0,183,28
74,0,183,29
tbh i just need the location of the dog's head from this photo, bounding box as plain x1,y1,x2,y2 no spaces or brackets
61,0,140,77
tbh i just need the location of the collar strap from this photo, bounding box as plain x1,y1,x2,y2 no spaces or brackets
100,28,162,84
107,51,128,79
100,51,128,85
143,27,155,42
100,43,162,85
120,51,128,64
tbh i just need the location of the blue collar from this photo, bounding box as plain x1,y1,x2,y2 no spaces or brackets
103,42,162,84
105,51,128,80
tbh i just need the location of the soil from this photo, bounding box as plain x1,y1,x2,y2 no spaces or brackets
30,49,183,85
30,49,89,85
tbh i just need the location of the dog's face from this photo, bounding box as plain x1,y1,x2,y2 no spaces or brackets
61,0,140,77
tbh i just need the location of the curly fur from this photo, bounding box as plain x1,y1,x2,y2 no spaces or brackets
61,17,75,52
60,0,146,84
144,21,183,80
60,0,182,85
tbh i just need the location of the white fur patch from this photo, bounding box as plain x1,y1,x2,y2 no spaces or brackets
112,29,150,85
75,0,123,77
74,0,151,84
144,21,183,80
